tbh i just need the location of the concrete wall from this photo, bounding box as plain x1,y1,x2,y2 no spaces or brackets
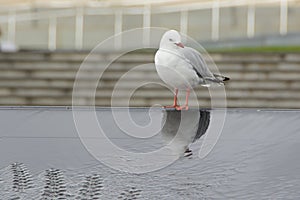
0,51,299,108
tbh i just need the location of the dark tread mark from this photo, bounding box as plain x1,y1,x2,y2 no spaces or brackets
118,186,142,200
76,174,103,200
10,162,33,192
41,168,67,199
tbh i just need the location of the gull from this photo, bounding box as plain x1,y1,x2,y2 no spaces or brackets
154,30,230,110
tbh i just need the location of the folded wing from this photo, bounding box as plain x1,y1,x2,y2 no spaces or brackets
179,47,229,85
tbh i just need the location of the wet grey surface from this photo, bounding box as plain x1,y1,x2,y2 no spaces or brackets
0,107,300,199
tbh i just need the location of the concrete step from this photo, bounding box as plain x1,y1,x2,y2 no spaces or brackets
1,69,300,82
211,53,283,63
3,62,300,75
2,96,300,109
2,87,299,100
1,52,299,64
1,78,299,90
218,63,300,72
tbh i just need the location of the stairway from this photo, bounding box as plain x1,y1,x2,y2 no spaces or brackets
0,51,299,108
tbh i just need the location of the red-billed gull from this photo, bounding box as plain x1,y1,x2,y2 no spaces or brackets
155,30,230,110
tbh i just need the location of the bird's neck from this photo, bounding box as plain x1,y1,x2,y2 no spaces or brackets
159,47,184,60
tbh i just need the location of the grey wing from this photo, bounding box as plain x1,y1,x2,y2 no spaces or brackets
179,47,215,80
180,47,230,85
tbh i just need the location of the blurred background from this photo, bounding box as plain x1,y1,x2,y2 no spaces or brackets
0,0,300,108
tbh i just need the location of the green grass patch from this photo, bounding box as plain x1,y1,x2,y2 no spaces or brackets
127,46,300,54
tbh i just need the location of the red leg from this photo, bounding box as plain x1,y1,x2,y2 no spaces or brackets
185,89,190,107
176,88,190,110
164,88,178,109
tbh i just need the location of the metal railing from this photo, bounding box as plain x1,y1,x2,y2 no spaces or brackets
0,0,297,50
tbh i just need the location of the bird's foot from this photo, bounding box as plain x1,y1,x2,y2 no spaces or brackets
163,104,178,109
175,105,189,110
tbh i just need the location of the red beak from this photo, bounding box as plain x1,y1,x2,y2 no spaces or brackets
175,42,184,48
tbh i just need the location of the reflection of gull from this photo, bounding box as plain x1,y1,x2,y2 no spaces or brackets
160,109,210,157
155,30,230,110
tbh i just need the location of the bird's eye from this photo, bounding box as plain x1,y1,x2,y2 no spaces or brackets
169,38,173,42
